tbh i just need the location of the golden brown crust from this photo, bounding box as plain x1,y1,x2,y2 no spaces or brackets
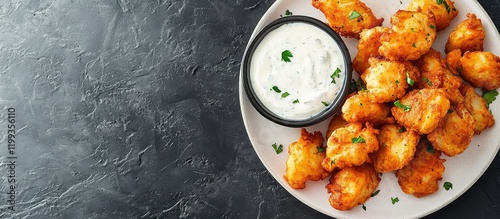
396,141,446,198
312,0,383,38
407,0,459,31
284,128,329,189
446,48,462,74
459,51,500,91
326,163,381,211
352,27,390,74
341,92,395,125
459,83,495,134
326,114,349,139
445,13,485,54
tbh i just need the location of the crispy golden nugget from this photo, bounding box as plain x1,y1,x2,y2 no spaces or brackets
284,128,330,189
326,163,381,211
322,123,379,172
415,49,464,104
427,104,474,156
326,114,349,139
352,27,390,74
373,124,420,173
341,92,395,125
379,10,437,61
445,13,485,54
446,48,462,74
396,141,445,198
361,57,419,103
312,0,383,38
459,51,500,90
391,88,450,134
407,0,459,31
460,83,495,134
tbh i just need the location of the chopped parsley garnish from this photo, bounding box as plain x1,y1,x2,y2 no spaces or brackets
350,78,367,93
447,109,454,114
362,204,366,211
483,90,498,107
285,9,293,16
436,0,444,4
394,100,411,112
444,181,453,191
391,197,399,204
272,86,282,93
457,67,463,73
430,24,436,29
322,101,329,106
348,10,361,19
331,67,341,84
412,43,416,48
423,77,433,86
426,144,435,153
406,73,415,86
281,92,290,98
396,80,400,86
293,99,300,104
352,136,365,144
371,190,380,197
399,127,406,133
317,146,325,153
281,50,293,62
272,143,283,154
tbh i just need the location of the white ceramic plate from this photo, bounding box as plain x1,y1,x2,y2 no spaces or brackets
239,0,500,218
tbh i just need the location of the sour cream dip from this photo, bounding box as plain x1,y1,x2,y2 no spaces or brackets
249,21,347,120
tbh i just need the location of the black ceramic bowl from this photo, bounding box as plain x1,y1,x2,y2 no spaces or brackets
242,15,352,127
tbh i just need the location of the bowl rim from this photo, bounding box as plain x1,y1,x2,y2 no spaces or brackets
241,15,352,127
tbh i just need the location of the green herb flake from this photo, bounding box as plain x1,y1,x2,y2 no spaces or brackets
350,78,367,93
293,99,300,104
331,159,336,166
317,146,325,153
362,204,367,211
394,100,411,112
272,143,283,154
371,190,380,197
396,80,400,86
423,77,433,86
281,50,293,62
352,136,365,144
281,92,290,98
457,67,463,74
331,67,341,84
426,144,435,153
406,73,415,86
444,181,453,191
483,90,499,107
391,197,399,205
447,109,454,114
272,86,282,93
285,9,293,16
412,43,416,48
430,24,436,29
322,101,329,106
348,10,361,19
399,127,406,133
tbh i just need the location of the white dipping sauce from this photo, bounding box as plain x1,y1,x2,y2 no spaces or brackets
250,22,345,120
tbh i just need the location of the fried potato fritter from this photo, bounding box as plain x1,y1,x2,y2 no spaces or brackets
445,13,485,54
361,57,419,103
352,27,390,74
396,141,446,198
392,88,450,134
415,49,464,104
322,123,379,172
446,48,462,74
326,114,349,139
407,0,459,31
373,124,420,173
312,0,383,38
459,51,500,90
460,83,495,134
284,128,330,189
379,10,437,61
341,92,395,125
427,104,475,156
326,164,381,211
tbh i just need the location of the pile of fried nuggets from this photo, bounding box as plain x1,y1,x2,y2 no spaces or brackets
283,0,499,211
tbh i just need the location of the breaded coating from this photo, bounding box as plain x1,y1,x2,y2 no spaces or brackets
284,128,330,189
322,123,379,172
312,0,383,38
361,57,419,103
415,49,464,104
396,141,446,198
460,83,495,134
407,0,459,31
459,51,500,90
379,10,437,61
326,163,381,211
427,104,474,156
326,114,349,139
352,27,390,74
392,88,450,134
373,124,420,173
445,13,485,54
341,92,395,125
446,48,462,74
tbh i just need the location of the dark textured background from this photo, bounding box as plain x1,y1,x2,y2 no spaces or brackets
0,0,498,218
